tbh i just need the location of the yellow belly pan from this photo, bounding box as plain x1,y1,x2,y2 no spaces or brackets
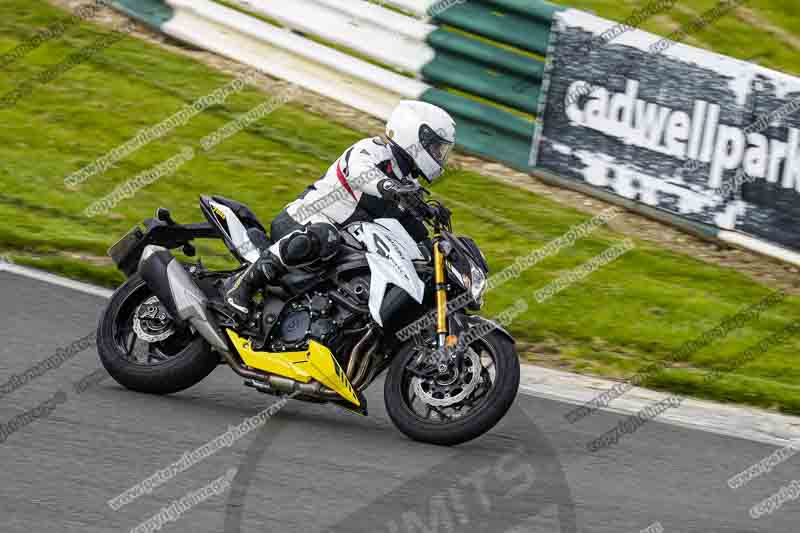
226,330,360,406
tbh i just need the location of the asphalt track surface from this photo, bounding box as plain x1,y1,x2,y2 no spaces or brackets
1,270,798,532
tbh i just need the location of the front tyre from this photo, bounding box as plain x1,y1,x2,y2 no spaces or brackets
97,273,219,394
384,330,520,446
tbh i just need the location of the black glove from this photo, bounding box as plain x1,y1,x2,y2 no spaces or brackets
434,204,452,226
378,178,417,196
378,178,424,209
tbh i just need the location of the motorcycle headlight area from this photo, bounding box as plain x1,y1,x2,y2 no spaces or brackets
469,261,487,302
446,258,487,303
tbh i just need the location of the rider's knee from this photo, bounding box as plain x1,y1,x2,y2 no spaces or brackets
278,223,341,267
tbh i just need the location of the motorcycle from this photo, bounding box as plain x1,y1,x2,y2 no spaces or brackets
97,188,520,445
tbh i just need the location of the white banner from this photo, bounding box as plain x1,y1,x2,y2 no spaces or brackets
532,9,800,251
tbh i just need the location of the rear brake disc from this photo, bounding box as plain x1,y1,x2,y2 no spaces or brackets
133,296,176,343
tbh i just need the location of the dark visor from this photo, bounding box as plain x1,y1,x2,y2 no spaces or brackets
419,125,453,165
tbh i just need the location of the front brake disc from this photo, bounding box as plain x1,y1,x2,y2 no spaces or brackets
412,347,482,407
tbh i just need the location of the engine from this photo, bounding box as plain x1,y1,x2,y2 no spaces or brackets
265,276,371,355
273,294,337,351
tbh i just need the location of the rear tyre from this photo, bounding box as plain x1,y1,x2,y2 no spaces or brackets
97,273,219,394
384,330,520,446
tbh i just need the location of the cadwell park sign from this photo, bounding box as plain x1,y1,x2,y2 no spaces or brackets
532,9,800,254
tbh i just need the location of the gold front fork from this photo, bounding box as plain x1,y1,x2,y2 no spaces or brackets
433,237,448,348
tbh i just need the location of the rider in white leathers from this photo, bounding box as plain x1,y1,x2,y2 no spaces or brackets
222,101,457,318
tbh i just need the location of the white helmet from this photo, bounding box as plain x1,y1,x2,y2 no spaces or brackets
386,101,456,183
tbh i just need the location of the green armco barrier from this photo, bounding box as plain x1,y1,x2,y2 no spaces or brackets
110,0,172,28
425,28,544,81
421,88,533,140
106,0,544,180
421,88,537,173
450,116,535,172
431,2,551,56
478,0,565,22
422,52,540,114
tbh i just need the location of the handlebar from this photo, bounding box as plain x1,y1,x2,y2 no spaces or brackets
398,189,450,229
380,180,451,228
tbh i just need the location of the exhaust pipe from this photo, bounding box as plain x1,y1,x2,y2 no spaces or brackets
138,246,343,401
245,376,325,397
138,245,229,353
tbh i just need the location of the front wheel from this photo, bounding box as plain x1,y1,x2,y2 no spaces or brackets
384,330,520,446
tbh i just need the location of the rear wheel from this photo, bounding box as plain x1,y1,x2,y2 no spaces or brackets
97,274,219,394
384,330,520,446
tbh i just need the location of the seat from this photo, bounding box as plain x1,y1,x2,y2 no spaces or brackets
210,195,267,234
247,227,270,254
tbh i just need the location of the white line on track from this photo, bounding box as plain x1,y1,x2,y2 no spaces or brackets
0,260,113,299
